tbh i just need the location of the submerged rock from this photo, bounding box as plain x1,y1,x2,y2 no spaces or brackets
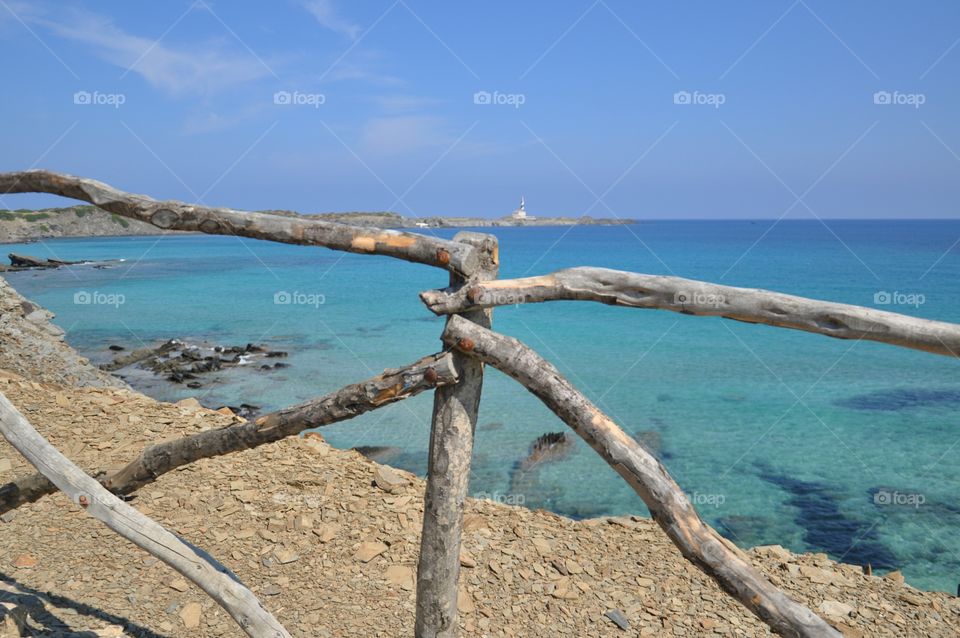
755,463,899,570
835,388,960,411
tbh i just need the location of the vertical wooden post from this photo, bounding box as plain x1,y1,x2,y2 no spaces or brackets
415,232,498,637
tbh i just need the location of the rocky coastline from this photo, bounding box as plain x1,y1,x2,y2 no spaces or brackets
0,274,958,636
0,205,634,243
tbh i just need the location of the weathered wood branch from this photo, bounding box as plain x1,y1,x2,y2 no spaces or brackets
421,267,960,357
416,233,499,638
441,316,841,638
0,352,457,513
0,392,291,638
0,170,480,275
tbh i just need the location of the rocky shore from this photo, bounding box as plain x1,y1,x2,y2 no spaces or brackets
1,276,959,636
1,206,633,243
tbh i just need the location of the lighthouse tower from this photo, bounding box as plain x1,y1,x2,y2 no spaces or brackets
512,196,527,220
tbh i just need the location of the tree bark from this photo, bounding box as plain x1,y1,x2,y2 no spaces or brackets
0,353,457,513
441,315,842,638
0,170,480,276
421,267,960,357
415,233,498,638
0,392,291,638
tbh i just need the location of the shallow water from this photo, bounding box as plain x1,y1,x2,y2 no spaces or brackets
5,220,960,592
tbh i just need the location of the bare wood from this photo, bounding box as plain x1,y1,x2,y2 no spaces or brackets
416,233,498,638
0,352,457,514
421,267,960,357
441,316,841,638
0,170,480,276
0,392,291,638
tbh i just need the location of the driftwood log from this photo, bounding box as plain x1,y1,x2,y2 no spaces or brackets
421,267,960,357
0,392,291,638
0,170,480,276
441,316,841,638
0,353,457,513
416,233,499,638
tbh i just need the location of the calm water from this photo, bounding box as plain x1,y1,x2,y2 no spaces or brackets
5,221,960,592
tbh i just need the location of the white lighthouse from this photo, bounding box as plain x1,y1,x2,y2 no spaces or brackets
511,196,528,220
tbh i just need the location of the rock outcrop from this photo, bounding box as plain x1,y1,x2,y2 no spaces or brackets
0,275,126,388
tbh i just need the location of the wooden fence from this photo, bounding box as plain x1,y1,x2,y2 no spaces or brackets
2,170,959,637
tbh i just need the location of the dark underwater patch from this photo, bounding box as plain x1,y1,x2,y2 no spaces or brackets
756,464,899,570
835,388,960,412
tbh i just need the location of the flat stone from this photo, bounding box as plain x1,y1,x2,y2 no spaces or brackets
458,586,475,613
374,465,409,492
166,577,190,592
385,565,414,590
819,600,855,619
12,554,36,568
884,570,905,585
313,524,338,543
179,602,202,628
262,584,282,596
604,609,630,630
354,541,388,563
274,548,300,564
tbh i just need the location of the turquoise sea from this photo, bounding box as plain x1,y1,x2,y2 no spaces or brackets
4,221,960,593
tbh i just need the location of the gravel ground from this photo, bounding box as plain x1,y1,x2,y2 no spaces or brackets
0,372,958,637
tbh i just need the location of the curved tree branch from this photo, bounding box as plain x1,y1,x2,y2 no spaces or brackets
442,316,841,638
0,170,481,276
0,352,457,513
421,267,960,357
0,392,291,638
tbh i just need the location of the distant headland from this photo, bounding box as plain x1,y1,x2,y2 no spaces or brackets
0,202,633,243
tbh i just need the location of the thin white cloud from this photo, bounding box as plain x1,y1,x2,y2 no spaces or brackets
8,2,272,96
373,95,443,111
360,115,452,155
302,0,361,40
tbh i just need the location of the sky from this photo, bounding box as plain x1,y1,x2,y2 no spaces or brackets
1,0,958,219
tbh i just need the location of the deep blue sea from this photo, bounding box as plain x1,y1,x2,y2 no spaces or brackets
4,221,960,592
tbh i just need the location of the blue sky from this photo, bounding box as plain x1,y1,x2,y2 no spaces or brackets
1,0,958,218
